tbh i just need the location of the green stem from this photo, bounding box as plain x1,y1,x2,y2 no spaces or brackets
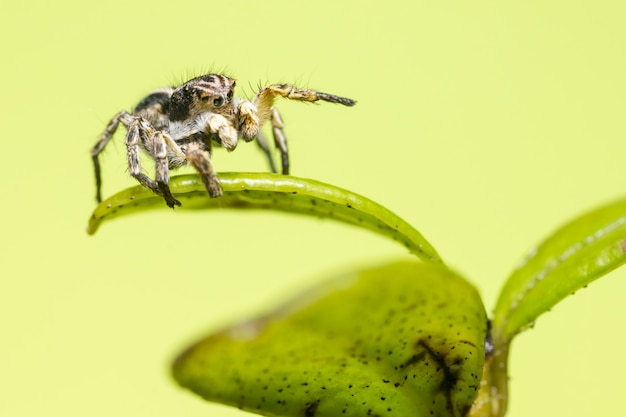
469,344,510,417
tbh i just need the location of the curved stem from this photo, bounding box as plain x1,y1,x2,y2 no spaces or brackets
87,173,443,264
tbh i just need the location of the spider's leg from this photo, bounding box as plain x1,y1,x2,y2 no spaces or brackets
256,131,277,173
125,119,162,197
251,85,354,175
269,107,289,175
152,131,181,208
90,110,133,202
253,84,356,126
186,141,223,198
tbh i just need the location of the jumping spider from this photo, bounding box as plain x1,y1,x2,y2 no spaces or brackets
90,73,356,208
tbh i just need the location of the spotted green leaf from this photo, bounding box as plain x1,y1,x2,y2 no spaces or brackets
173,261,487,417
492,196,626,343
87,173,442,263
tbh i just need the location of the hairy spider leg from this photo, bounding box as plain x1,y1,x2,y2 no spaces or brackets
124,119,180,207
270,107,289,175
125,120,161,195
134,118,183,207
253,84,356,124
255,131,277,173
252,84,356,174
90,110,133,202
185,142,223,198
151,130,181,208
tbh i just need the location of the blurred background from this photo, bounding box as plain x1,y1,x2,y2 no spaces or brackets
2,1,625,416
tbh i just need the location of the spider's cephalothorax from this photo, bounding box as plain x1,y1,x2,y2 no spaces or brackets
91,73,356,207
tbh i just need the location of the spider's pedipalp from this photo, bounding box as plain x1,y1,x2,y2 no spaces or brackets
235,99,259,141
197,112,239,151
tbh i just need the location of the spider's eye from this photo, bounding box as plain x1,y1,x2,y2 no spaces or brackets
213,96,224,107
200,95,210,103
227,91,233,101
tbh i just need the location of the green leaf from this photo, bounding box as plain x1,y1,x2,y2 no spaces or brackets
492,196,626,342
87,173,442,263
173,261,487,417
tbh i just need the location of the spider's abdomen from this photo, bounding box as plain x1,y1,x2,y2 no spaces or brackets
133,88,174,130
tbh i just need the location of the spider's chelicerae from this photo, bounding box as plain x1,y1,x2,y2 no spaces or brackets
91,73,356,207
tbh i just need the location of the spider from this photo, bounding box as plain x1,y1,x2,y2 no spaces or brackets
90,73,356,208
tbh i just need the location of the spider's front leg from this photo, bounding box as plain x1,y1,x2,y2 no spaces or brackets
248,106,289,174
188,112,239,197
251,84,356,175
185,141,223,198
253,84,356,123
126,119,181,208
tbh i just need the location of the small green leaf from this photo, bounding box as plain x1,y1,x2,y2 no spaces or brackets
87,173,442,263
492,196,626,342
173,261,487,417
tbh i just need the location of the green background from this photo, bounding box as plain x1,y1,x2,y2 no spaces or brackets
2,1,625,416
